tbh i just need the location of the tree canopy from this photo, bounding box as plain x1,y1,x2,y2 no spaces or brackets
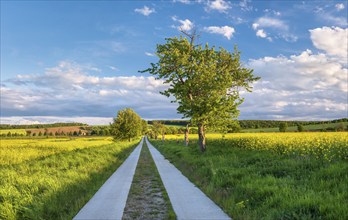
141,33,260,151
111,108,143,141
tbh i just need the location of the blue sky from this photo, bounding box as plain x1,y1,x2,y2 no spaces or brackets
1,0,347,124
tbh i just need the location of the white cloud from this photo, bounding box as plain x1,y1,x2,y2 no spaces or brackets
264,9,281,16
172,16,194,31
173,0,191,4
203,26,235,40
322,13,348,26
252,23,259,30
134,6,155,16
309,26,348,61
254,17,288,30
239,0,253,11
206,0,231,13
252,16,297,42
2,61,178,119
242,47,348,120
335,3,345,11
256,29,267,38
108,66,119,71
145,52,155,57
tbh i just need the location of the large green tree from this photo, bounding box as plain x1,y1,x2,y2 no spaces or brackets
111,108,143,141
141,33,259,152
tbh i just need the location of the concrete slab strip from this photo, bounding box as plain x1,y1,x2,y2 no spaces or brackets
146,137,231,220
73,138,144,220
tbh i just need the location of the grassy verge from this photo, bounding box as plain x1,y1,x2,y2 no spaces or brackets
0,138,140,220
150,137,348,219
123,140,176,219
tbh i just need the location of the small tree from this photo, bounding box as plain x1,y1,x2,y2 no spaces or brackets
279,122,288,132
141,32,259,151
111,108,142,142
335,123,345,131
141,120,148,135
297,124,304,132
152,121,164,140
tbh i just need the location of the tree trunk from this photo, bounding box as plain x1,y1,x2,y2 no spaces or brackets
162,133,165,142
198,124,206,152
184,125,189,146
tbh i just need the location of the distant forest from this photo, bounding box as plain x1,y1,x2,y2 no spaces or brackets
1,119,347,130
0,123,88,129
148,118,348,129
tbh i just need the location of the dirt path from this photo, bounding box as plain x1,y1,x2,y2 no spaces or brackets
122,140,175,220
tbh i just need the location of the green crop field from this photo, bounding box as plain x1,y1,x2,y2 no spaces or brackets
150,132,348,219
0,137,140,219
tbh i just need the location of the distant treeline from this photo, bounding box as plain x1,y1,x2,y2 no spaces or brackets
147,118,348,129
147,120,189,126
0,123,88,129
238,118,347,129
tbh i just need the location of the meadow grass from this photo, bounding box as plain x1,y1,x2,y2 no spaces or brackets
150,133,348,219
0,137,140,220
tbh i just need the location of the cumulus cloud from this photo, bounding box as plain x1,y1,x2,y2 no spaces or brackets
172,16,194,31
203,26,235,40
206,0,231,13
335,3,345,11
256,29,267,38
2,61,178,120
241,47,348,120
309,26,348,61
134,6,155,16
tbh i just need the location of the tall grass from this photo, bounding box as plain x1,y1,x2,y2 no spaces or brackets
0,137,140,219
150,133,348,219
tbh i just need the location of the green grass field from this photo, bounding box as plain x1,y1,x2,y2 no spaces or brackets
0,137,140,220
150,133,348,219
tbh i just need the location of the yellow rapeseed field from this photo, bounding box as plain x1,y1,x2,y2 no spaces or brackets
0,136,139,219
0,137,114,165
165,132,348,161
